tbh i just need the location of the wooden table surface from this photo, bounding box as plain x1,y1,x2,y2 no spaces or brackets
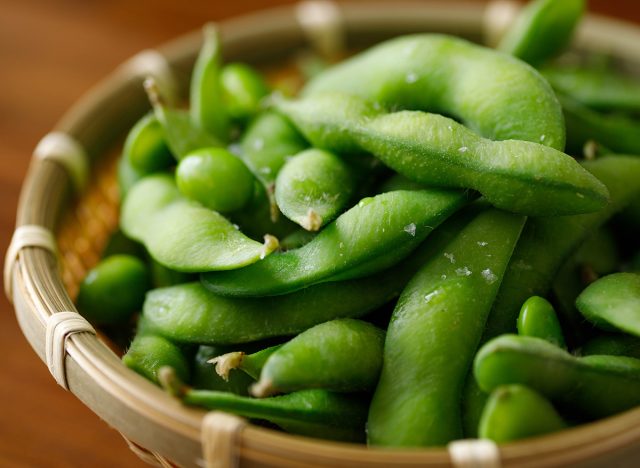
1,1,639,466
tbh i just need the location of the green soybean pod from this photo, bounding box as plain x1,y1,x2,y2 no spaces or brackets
517,296,566,348
123,113,173,173
121,174,278,272
76,254,150,325
144,78,222,160
176,147,255,213
275,149,354,231
117,153,147,201
123,334,190,385
239,111,308,218
303,34,566,149
251,319,385,397
576,273,640,336
474,334,640,419
221,63,269,121
559,94,640,156
144,207,477,345
462,155,640,436
581,334,640,359
479,385,566,443
497,0,585,66
201,189,470,297
277,92,608,216
190,23,229,141
542,65,640,112
159,367,367,442
368,209,526,447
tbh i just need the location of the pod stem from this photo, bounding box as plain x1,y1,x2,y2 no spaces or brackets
157,366,189,398
143,77,168,124
250,378,277,398
208,352,245,381
300,209,323,232
261,234,280,259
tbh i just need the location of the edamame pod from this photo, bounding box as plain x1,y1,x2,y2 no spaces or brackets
176,147,255,213
474,335,640,419
77,254,150,325
239,111,308,219
542,65,640,112
251,319,385,397
277,92,608,216
144,208,477,344
303,34,566,149
190,24,229,141
221,63,269,121
517,296,566,348
144,78,222,159
123,113,174,174
121,174,277,272
479,385,566,443
576,273,640,336
201,189,469,297
560,94,640,155
159,367,367,442
275,149,355,231
581,334,640,359
123,334,190,385
368,209,526,447
497,0,585,66
462,156,640,436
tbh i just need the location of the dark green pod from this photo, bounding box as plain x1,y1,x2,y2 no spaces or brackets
123,334,190,385
517,296,566,348
123,113,173,174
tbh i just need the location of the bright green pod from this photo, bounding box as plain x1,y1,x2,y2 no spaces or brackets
277,92,608,216
368,209,526,447
517,296,566,348
479,385,566,443
176,147,255,213
542,65,640,112
123,113,173,173
144,208,477,344
462,156,640,436
239,111,308,218
576,273,640,336
275,149,354,231
497,0,585,66
121,174,278,272
144,78,222,160
123,334,190,385
581,334,640,359
76,254,150,325
190,24,229,141
251,319,385,397
160,367,367,442
303,34,565,149
221,63,269,121
474,335,640,419
201,189,469,297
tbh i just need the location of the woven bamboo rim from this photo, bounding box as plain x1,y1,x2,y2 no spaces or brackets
6,2,640,467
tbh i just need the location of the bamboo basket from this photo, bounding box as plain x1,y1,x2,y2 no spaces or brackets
6,1,640,467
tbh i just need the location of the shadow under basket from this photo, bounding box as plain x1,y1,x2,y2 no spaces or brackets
5,1,640,467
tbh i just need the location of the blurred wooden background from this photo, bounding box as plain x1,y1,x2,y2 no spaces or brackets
1,1,639,466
